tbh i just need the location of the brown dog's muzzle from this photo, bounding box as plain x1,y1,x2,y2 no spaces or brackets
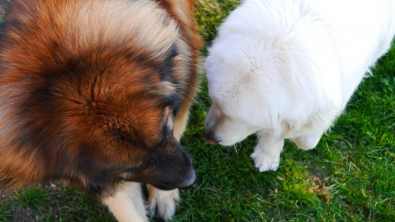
132,137,196,190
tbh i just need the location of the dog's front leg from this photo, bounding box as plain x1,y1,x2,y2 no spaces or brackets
147,185,180,221
102,182,148,222
291,131,323,150
251,133,284,172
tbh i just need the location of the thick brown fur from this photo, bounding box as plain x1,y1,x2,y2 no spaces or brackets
0,0,201,202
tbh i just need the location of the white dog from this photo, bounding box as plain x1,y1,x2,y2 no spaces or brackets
203,0,395,172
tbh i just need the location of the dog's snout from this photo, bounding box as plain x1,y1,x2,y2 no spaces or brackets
181,144,193,164
202,130,219,144
178,167,197,189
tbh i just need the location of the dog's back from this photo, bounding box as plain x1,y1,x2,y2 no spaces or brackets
311,0,395,108
205,0,395,140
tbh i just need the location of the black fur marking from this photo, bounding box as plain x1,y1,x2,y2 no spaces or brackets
162,93,180,110
159,43,179,83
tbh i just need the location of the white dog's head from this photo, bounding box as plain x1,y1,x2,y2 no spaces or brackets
203,0,342,146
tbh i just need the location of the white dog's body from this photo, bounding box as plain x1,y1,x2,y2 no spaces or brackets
203,0,395,171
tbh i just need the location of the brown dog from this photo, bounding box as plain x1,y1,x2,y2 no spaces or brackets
0,0,201,221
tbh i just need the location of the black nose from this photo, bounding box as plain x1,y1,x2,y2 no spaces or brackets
202,130,219,144
178,167,197,189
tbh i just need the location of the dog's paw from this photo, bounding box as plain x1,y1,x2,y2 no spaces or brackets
250,150,280,172
148,186,180,221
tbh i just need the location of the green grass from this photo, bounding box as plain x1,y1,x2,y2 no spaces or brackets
195,0,240,44
1,1,395,221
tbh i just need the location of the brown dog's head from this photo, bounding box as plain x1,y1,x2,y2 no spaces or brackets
0,0,198,196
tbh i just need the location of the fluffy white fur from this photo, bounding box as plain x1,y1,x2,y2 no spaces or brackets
102,183,180,222
102,182,148,222
204,0,395,171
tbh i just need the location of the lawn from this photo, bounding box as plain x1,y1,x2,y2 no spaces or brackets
1,0,395,221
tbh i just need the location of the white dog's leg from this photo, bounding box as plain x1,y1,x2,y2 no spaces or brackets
102,182,148,222
291,131,323,150
251,134,284,172
147,185,180,221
